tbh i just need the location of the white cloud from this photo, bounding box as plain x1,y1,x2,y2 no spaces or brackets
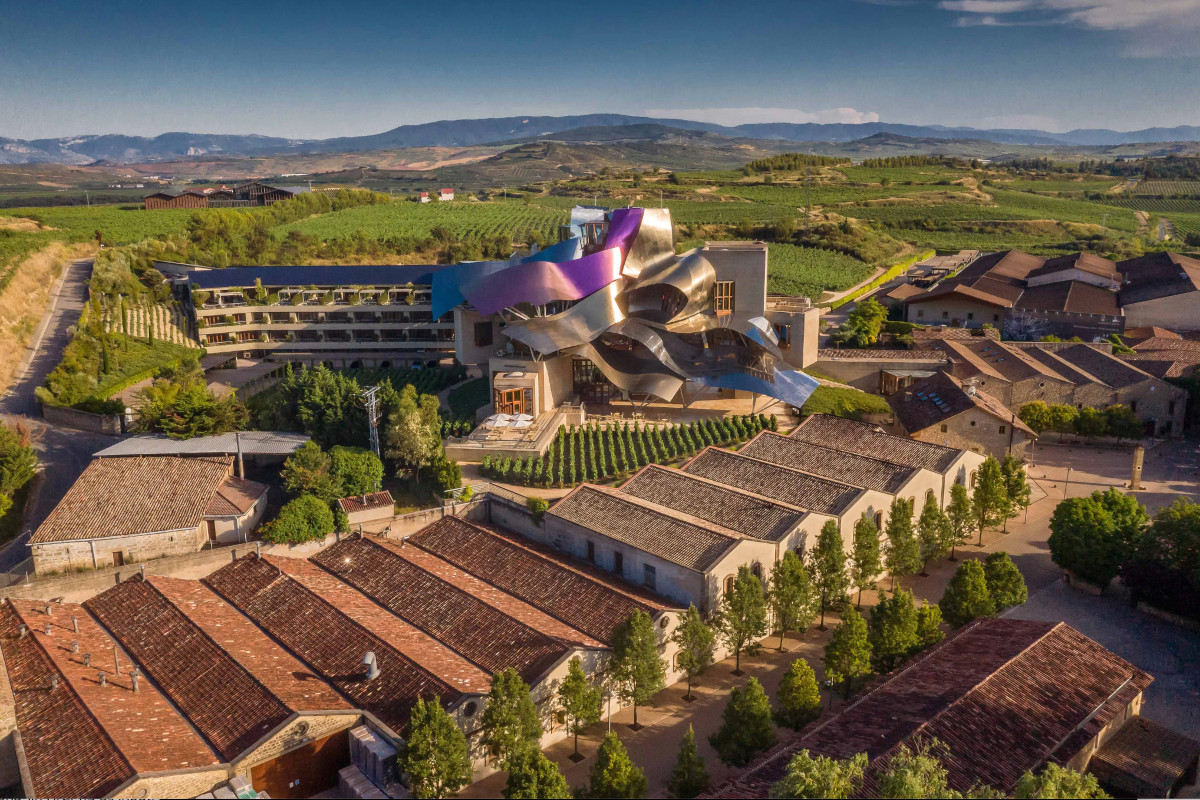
644,107,881,126
937,0,1200,55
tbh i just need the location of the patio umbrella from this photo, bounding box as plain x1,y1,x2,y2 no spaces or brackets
512,414,534,423
511,418,533,429
483,413,513,427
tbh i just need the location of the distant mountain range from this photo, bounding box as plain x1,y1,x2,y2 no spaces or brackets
4,114,1200,165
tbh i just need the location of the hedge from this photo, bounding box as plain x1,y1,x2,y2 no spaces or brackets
479,414,778,488
827,249,935,310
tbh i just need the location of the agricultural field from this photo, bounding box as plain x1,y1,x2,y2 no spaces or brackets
996,178,1120,196
1,205,198,244
277,200,568,242
767,244,874,298
1132,180,1200,196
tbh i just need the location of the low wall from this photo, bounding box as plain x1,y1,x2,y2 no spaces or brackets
41,404,123,435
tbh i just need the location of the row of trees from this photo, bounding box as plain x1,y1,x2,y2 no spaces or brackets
1018,401,1144,443
478,415,777,488
770,739,1109,799
1050,489,1200,618
0,420,37,520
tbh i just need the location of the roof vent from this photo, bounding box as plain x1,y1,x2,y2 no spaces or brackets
904,392,913,403
71,641,79,654
98,672,106,687
83,653,91,667
43,604,52,616
17,625,26,638
49,675,58,691
131,669,141,693
363,652,380,680
966,385,977,396
43,624,51,636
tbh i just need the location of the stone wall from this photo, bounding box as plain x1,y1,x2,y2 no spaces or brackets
32,526,208,577
40,404,123,435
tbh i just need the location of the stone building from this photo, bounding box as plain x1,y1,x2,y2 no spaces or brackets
885,370,1038,459
712,618,1199,799
28,456,267,576
1119,251,1200,332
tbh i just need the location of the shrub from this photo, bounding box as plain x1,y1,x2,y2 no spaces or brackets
261,494,334,544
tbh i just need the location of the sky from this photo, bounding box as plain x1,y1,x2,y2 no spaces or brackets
3,0,1200,140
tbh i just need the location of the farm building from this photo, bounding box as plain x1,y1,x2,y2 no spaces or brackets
438,187,455,201
144,182,305,210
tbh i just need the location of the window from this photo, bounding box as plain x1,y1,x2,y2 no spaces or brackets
474,321,493,347
917,309,924,318
967,312,974,320
495,387,530,416
940,424,948,433
999,425,1007,434
586,540,595,563
942,311,949,319
724,576,735,596
993,314,1000,322
713,281,735,316
874,512,883,530
643,564,656,590
970,471,977,488
1130,401,1138,413
613,551,624,577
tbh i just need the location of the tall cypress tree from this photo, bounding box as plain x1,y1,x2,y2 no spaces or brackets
610,609,666,729
809,520,849,629
667,725,710,799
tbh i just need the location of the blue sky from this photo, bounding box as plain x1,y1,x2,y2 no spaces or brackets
2,0,1199,139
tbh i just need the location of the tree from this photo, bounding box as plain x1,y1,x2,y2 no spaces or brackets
260,494,334,544
1000,456,1031,531
384,384,442,481
1013,763,1110,799
868,588,919,673
1104,404,1143,443
330,445,384,495
480,668,543,769
774,658,822,730
557,657,601,761
849,515,882,608
916,495,952,576
915,600,945,650
1048,489,1147,589
1018,400,1052,434
609,609,666,729
0,421,37,500
584,732,647,799
809,521,849,629
884,498,920,590
281,441,343,502
876,739,955,800
835,298,888,348
824,606,872,699
938,560,996,627
429,453,463,494
716,565,768,673
1139,497,1200,585
134,378,247,439
1074,406,1108,440
983,552,1027,611
667,725,709,799
768,750,867,799
971,457,1009,546
670,605,715,701
397,696,472,799
946,483,974,561
708,677,777,766
503,749,571,799
769,551,817,649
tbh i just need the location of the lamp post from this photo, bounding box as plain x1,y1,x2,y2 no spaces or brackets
824,679,835,711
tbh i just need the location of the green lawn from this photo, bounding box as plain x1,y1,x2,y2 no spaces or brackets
801,385,891,420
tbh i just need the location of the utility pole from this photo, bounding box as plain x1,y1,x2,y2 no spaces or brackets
362,386,382,488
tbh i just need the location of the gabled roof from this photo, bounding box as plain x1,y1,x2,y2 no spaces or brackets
203,555,474,733
548,484,745,572
681,447,863,516
790,413,964,473
1026,252,1120,282
31,457,232,544
205,474,267,517
312,538,572,683
1013,279,1120,316
0,599,220,797
337,491,394,514
1051,343,1162,389
887,371,1035,438
1118,251,1200,305
711,618,1153,798
619,464,806,543
905,250,1045,308
738,431,920,494
408,517,670,644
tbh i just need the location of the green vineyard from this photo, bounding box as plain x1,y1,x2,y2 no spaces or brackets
767,244,873,298
1132,180,1200,197
277,200,569,242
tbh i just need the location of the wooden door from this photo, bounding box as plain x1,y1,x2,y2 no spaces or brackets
207,520,218,541
111,551,125,567
250,729,350,799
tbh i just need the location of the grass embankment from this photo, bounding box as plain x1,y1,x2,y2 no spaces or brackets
801,385,892,420
0,241,96,395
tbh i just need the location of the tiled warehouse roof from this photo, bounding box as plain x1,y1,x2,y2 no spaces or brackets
738,432,918,495
791,413,963,473
681,447,862,515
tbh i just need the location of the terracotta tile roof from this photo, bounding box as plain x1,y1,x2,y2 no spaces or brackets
1131,335,1200,353
548,484,744,572
1118,354,1200,379
1051,344,1160,389
1118,251,1200,305
1027,252,1120,282
886,283,925,301
791,413,963,473
620,465,805,543
906,250,1045,309
912,327,1000,341
145,577,351,713
0,599,220,798
887,371,1035,438
31,456,232,544
710,619,1153,798
205,474,268,517
370,536,604,649
682,447,863,515
1013,280,1119,316
816,348,948,362
1089,716,1200,797
943,339,1074,385
203,555,474,733
408,517,669,644
85,578,294,759
337,491,394,514
313,538,571,682
739,431,919,494
1124,326,1182,342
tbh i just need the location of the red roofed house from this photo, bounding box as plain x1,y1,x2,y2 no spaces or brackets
337,490,395,528
419,191,430,203
438,187,454,201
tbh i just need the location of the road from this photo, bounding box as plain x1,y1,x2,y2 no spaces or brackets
0,259,119,572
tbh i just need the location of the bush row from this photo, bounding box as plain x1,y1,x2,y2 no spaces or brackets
479,414,777,488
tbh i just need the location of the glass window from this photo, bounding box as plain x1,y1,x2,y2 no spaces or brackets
586,540,595,563
474,321,493,347
713,281,735,315
643,564,656,590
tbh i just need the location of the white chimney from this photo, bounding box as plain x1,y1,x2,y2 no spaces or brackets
363,652,380,680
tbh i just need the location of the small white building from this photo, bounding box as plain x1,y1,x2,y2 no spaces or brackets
419,191,430,203
337,491,395,528
438,187,454,202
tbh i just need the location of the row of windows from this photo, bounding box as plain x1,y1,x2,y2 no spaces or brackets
585,539,657,590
